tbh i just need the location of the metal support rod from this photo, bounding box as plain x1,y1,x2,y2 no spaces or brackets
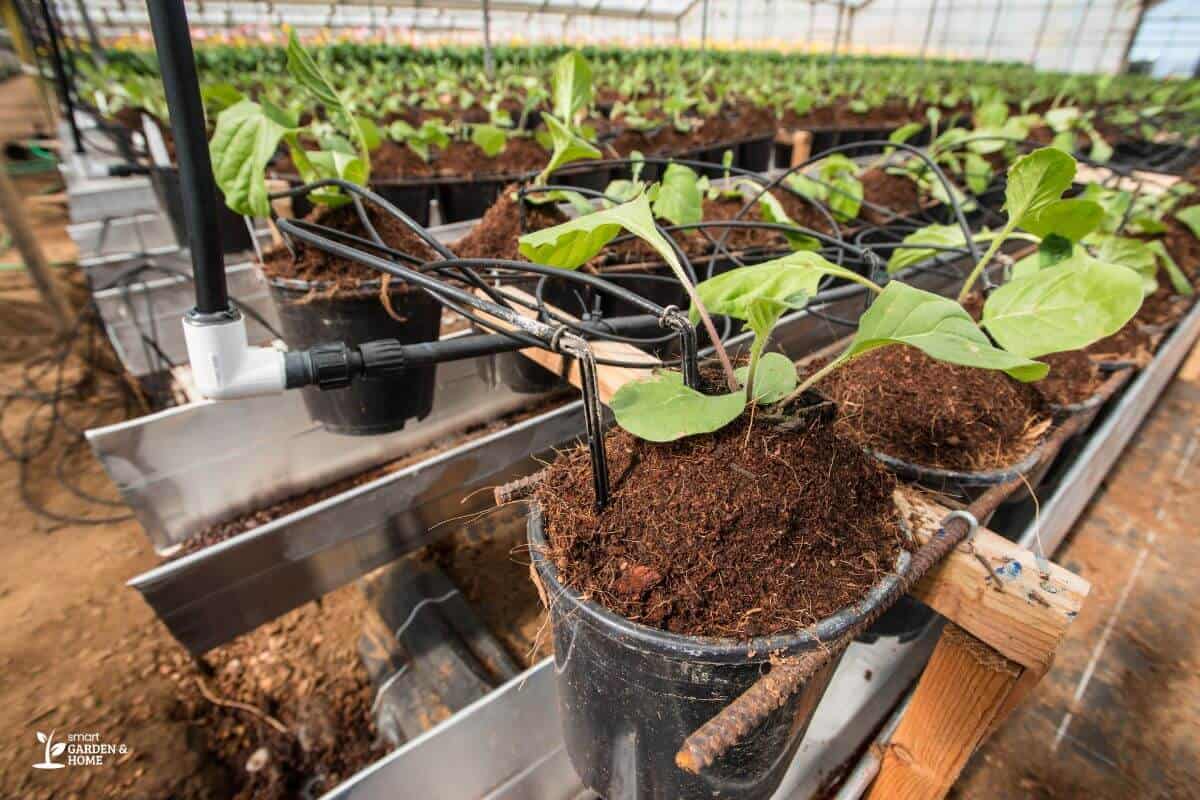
481,0,494,79
146,0,229,315
0,151,72,332
73,0,105,63
1066,0,1096,72
700,0,709,50
936,0,954,54
0,0,56,131
38,0,83,154
831,0,845,61
734,0,742,42
1029,0,1055,67
1094,2,1122,73
1119,0,1150,73
983,0,1003,61
918,0,940,62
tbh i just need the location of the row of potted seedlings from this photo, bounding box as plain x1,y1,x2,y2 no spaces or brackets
138,43,1200,798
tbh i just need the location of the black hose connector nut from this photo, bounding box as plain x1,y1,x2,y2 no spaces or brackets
306,342,361,391
359,340,409,380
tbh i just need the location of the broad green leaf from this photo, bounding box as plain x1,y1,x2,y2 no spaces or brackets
889,121,924,145
286,31,369,180
1044,107,1081,132
1038,233,1074,269
1020,198,1103,242
748,184,819,251
471,123,508,157
357,117,382,151
552,51,592,123
202,83,244,115
210,99,296,217
842,282,1047,381
538,114,601,184
1004,148,1076,227
1175,205,1200,239
1088,130,1113,164
964,152,993,195
735,352,798,404
518,193,678,272
1091,233,1157,293
827,174,863,222
1147,240,1194,296
1011,251,1042,280
609,371,745,442
652,163,703,226
975,101,1009,129
887,224,967,274
1080,183,1132,233
691,252,865,327
305,149,367,206
603,178,642,204
982,250,1143,358
524,188,595,216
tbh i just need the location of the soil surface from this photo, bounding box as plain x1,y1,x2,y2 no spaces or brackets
451,185,568,261
260,202,439,289
860,168,923,225
535,415,906,639
814,345,1051,472
1035,350,1106,408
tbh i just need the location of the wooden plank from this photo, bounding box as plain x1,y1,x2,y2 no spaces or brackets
1075,164,1180,195
897,490,1089,672
865,624,1024,800
471,286,658,405
790,130,813,167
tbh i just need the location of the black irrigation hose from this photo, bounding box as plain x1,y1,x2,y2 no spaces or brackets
0,300,142,527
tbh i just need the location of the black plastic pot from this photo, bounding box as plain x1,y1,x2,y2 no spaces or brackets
283,177,434,226
151,166,253,255
267,277,441,435
529,505,911,800
490,277,577,394
856,596,936,644
437,178,505,223
372,182,434,227
868,441,1050,535
737,136,773,172
556,165,614,194
773,140,793,170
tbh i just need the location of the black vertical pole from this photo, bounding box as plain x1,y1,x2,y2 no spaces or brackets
38,0,84,154
146,0,228,315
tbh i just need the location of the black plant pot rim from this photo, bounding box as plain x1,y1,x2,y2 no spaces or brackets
527,502,912,665
266,273,401,298
867,435,1050,488
1047,366,1131,416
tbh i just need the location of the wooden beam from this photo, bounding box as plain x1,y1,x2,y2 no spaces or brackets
0,152,72,333
865,624,1024,800
898,490,1090,672
471,286,658,405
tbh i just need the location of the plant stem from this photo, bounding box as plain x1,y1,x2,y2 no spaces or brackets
956,223,1012,303
679,278,741,392
777,350,850,407
743,335,765,403
842,272,884,294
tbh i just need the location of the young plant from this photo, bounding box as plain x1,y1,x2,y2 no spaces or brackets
894,149,1146,360
209,31,373,217
386,118,452,162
